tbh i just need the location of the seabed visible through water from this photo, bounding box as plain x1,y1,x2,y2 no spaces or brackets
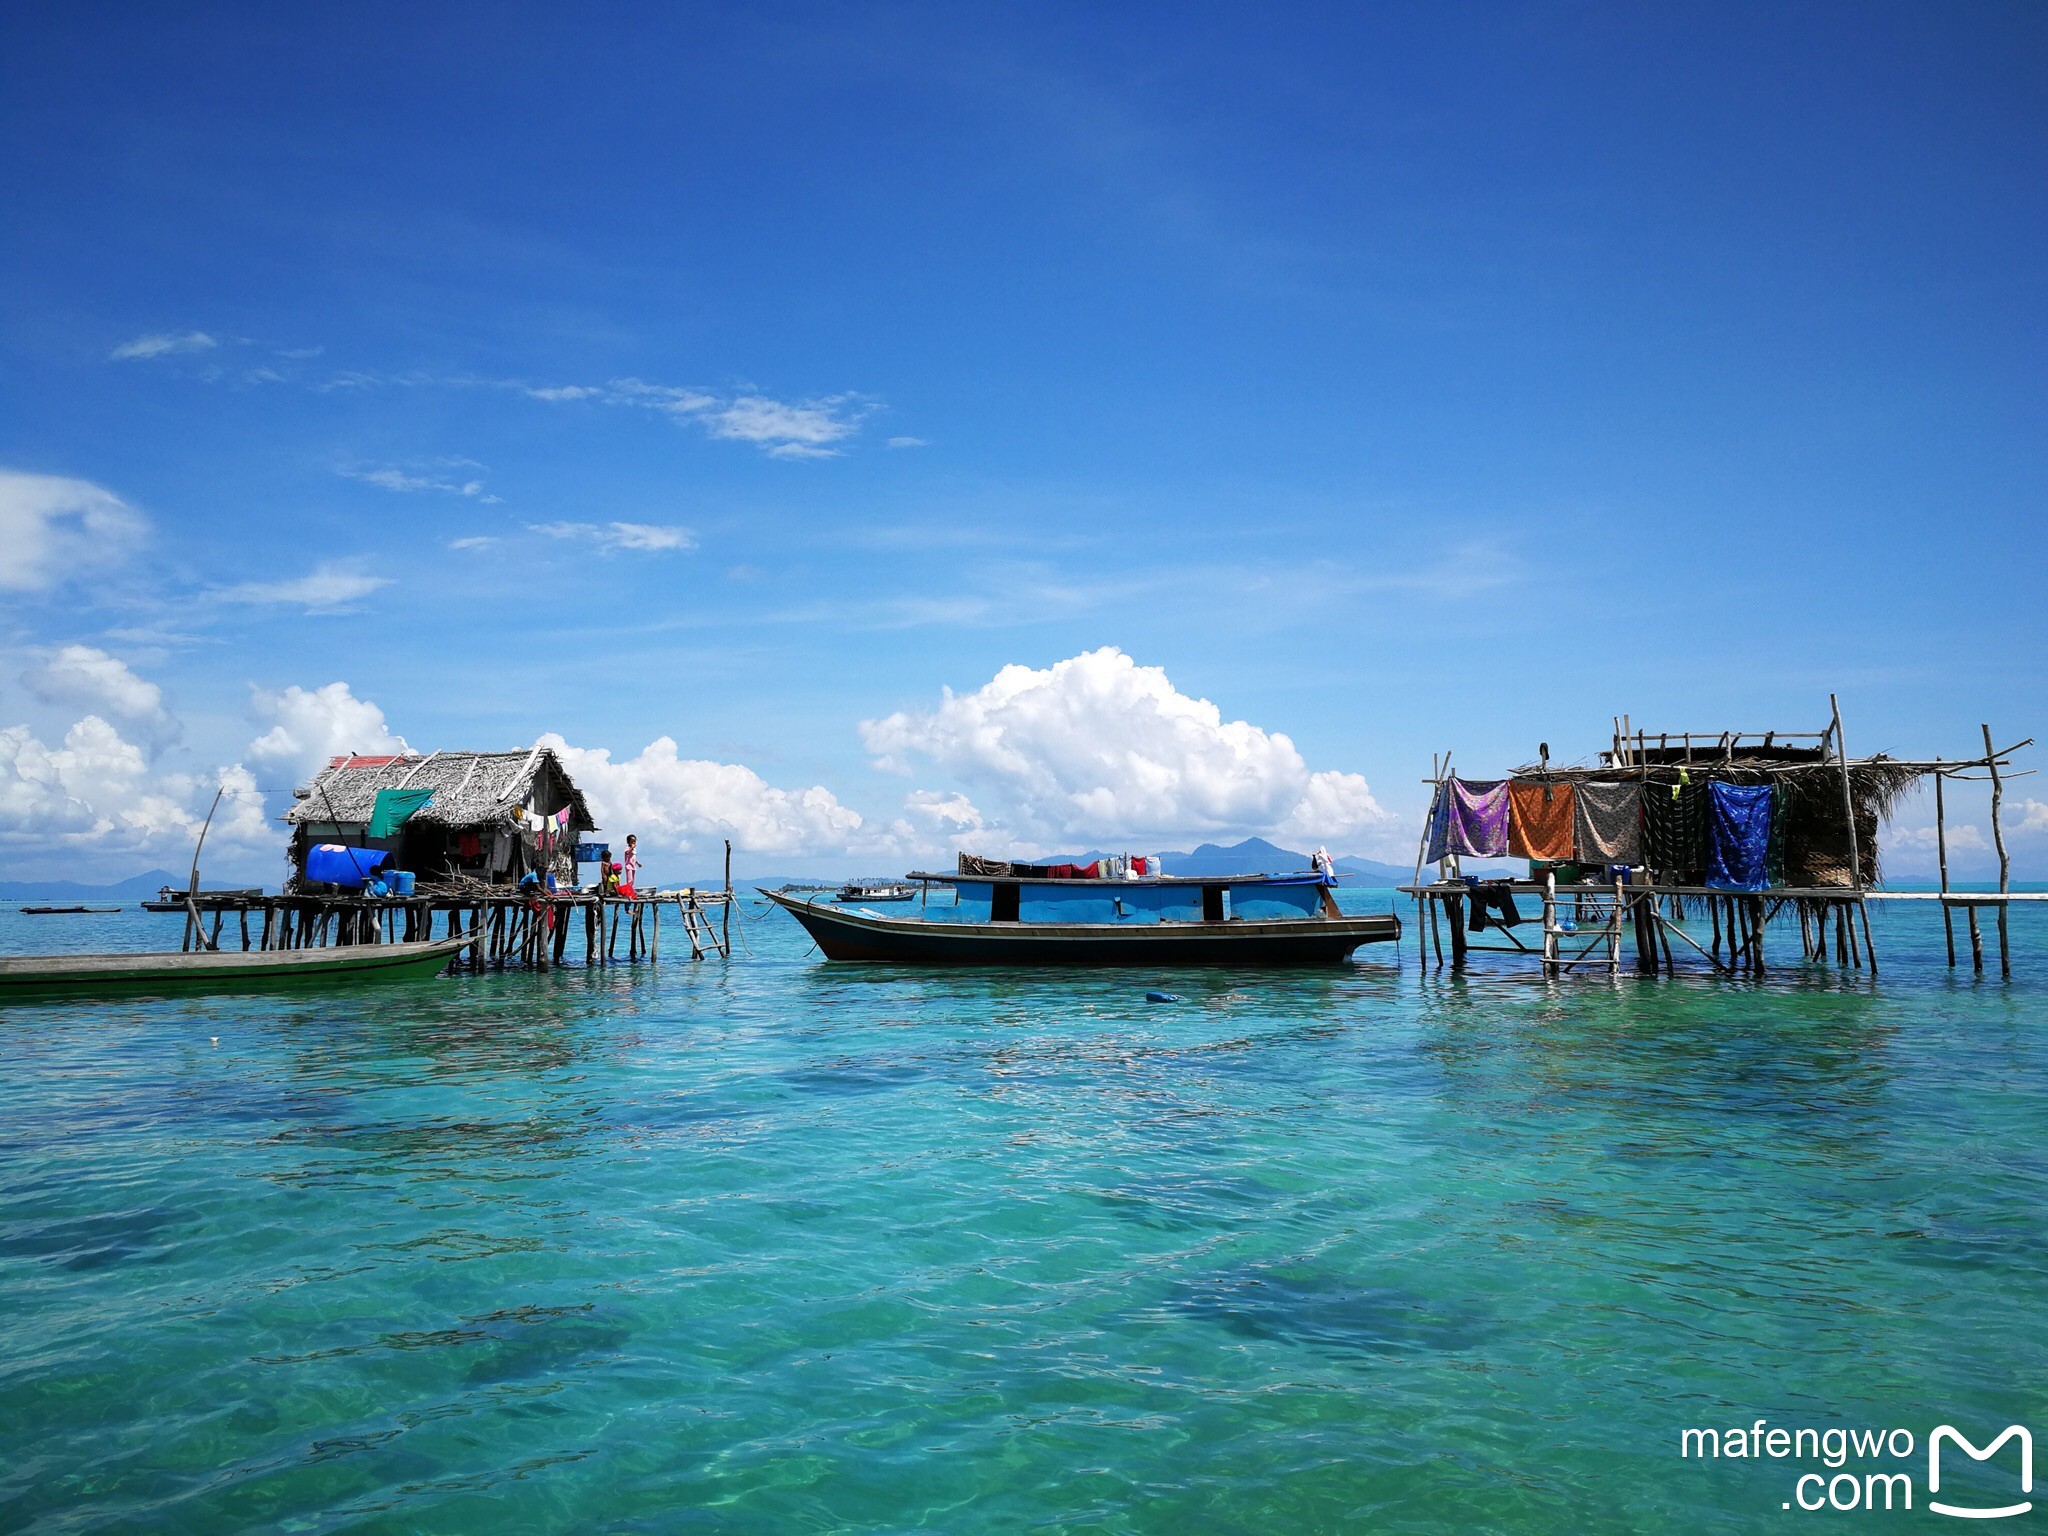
1,892,2042,1533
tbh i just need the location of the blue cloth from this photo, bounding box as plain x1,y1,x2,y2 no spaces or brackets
1704,783,1774,891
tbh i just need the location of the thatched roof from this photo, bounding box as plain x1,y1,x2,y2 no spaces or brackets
285,746,598,832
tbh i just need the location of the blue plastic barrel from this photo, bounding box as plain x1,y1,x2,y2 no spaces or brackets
306,843,392,888
390,870,417,896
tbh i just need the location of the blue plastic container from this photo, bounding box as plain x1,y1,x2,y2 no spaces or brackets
390,870,417,896
306,844,392,888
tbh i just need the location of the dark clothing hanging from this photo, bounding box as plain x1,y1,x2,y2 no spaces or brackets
1463,878,1523,932
1642,778,1705,877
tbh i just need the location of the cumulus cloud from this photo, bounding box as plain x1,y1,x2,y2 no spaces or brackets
111,331,218,360
23,645,177,748
215,563,391,611
247,681,409,783
540,733,863,857
532,521,695,553
860,648,1392,847
0,716,273,863
0,469,148,592
2017,799,2048,835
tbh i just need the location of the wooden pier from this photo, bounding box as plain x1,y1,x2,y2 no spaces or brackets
1406,701,2032,979
174,888,735,969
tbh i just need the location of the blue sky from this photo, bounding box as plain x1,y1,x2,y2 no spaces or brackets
1,1,2043,882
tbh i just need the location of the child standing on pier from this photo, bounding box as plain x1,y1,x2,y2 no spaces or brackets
620,834,639,898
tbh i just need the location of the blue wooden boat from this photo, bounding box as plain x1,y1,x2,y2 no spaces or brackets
765,869,1398,966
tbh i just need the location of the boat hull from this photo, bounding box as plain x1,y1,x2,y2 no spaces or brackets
0,933,469,1002
765,891,1398,966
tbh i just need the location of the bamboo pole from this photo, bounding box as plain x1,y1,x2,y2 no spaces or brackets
1933,760,1956,967
1541,871,1558,978
1984,723,2012,978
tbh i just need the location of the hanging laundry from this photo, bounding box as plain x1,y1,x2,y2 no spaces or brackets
1428,777,1511,858
458,830,482,860
1573,782,1641,865
1461,877,1522,932
1705,781,1774,891
367,786,434,838
1642,777,1705,876
1507,779,1576,861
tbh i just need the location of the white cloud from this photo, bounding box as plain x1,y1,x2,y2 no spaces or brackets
859,647,1392,846
23,645,176,747
523,377,873,457
215,563,391,611
0,469,148,592
1890,822,1991,854
0,716,274,864
539,733,864,857
886,436,929,449
532,521,695,553
339,465,494,500
111,331,218,360
247,681,409,783
2015,800,2048,836
448,536,498,551
703,395,867,458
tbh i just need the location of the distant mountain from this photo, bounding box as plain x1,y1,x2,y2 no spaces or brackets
0,867,185,900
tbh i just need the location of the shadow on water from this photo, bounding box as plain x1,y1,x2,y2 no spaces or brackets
1165,1263,1494,1361
0,1203,199,1271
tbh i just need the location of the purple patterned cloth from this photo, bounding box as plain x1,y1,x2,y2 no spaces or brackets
1426,777,1510,860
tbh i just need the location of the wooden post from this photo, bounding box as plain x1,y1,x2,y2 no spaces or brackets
1829,694,1876,974
723,839,733,956
1606,877,1622,974
651,900,660,961
1446,894,1467,970
1541,871,1558,978
1933,760,1955,966
1983,723,2012,978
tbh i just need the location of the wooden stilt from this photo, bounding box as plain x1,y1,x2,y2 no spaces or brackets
1983,723,2012,979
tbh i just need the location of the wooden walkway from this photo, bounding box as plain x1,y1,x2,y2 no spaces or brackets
175,889,734,969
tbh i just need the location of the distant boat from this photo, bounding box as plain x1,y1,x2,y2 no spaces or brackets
835,881,917,904
19,905,122,915
768,868,1399,965
0,932,470,1002
141,885,263,912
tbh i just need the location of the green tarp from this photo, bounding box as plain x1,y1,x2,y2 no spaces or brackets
367,786,434,838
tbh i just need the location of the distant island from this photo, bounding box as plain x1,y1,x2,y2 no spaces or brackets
0,867,188,901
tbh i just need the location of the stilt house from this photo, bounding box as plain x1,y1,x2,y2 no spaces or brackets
284,746,599,890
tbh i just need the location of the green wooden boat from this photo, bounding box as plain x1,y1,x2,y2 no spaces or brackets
0,932,469,1002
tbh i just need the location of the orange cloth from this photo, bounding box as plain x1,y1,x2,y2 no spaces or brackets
1508,780,1577,860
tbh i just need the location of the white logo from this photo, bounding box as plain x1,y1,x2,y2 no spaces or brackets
1929,1425,2033,1520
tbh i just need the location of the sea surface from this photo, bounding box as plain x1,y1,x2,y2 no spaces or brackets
1,890,2043,1533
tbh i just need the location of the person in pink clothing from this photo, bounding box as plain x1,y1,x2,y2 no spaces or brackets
619,833,640,897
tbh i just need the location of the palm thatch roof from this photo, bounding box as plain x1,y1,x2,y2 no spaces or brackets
285,746,597,832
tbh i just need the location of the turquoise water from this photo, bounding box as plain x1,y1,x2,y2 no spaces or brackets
2,893,2043,1533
